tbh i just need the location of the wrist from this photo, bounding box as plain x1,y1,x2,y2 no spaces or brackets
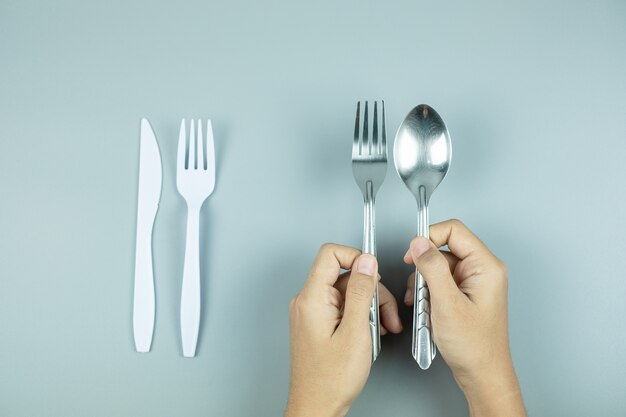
454,358,526,417
285,392,349,417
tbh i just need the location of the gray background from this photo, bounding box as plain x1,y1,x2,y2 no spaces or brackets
1,0,625,416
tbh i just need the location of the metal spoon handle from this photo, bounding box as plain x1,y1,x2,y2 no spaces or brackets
413,200,436,369
363,183,381,363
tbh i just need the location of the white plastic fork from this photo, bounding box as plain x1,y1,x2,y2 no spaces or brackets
176,119,215,357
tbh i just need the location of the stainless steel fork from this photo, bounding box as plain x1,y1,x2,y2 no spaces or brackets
352,101,387,362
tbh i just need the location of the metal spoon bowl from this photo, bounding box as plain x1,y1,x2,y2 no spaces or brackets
394,104,451,369
395,105,451,201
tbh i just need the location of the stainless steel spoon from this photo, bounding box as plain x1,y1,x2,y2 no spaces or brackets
394,104,451,369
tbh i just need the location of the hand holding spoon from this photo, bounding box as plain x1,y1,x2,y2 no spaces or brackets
394,104,452,369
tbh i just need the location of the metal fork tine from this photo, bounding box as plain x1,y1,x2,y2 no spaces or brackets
197,119,205,170
381,100,387,156
189,119,197,170
373,101,379,154
178,119,187,170
354,102,361,156
363,101,369,155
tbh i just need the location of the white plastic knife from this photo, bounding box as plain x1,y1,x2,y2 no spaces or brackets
133,118,162,353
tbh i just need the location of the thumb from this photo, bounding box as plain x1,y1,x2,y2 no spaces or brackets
340,254,378,334
410,237,460,303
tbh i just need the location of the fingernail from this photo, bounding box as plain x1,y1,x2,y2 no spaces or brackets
356,254,376,276
403,248,411,259
411,237,431,258
404,288,413,304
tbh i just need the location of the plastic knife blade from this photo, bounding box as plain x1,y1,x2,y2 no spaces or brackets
133,118,162,352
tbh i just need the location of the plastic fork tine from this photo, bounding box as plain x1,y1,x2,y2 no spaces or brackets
189,119,197,170
178,119,187,170
354,102,361,156
206,120,214,171
381,101,387,156
363,101,369,155
197,119,205,170
373,101,379,152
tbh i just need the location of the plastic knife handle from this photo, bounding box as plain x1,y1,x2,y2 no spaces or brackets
133,218,156,353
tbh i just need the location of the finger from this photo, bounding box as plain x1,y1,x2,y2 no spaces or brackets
405,247,462,306
336,275,402,334
404,272,415,306
304,243,361,290
337,254,378,336
404,248,460,272
428,219,492,260
333,270,380,296
409,238,461,303
378,284,402,334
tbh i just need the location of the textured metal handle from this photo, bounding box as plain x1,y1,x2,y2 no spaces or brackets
363,181,381,362
414,192,436,369
413,270,436,368
369,286,380,362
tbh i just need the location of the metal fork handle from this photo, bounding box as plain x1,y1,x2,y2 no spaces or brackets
181,204,201,357
413,200,436,369
363,181,381,363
